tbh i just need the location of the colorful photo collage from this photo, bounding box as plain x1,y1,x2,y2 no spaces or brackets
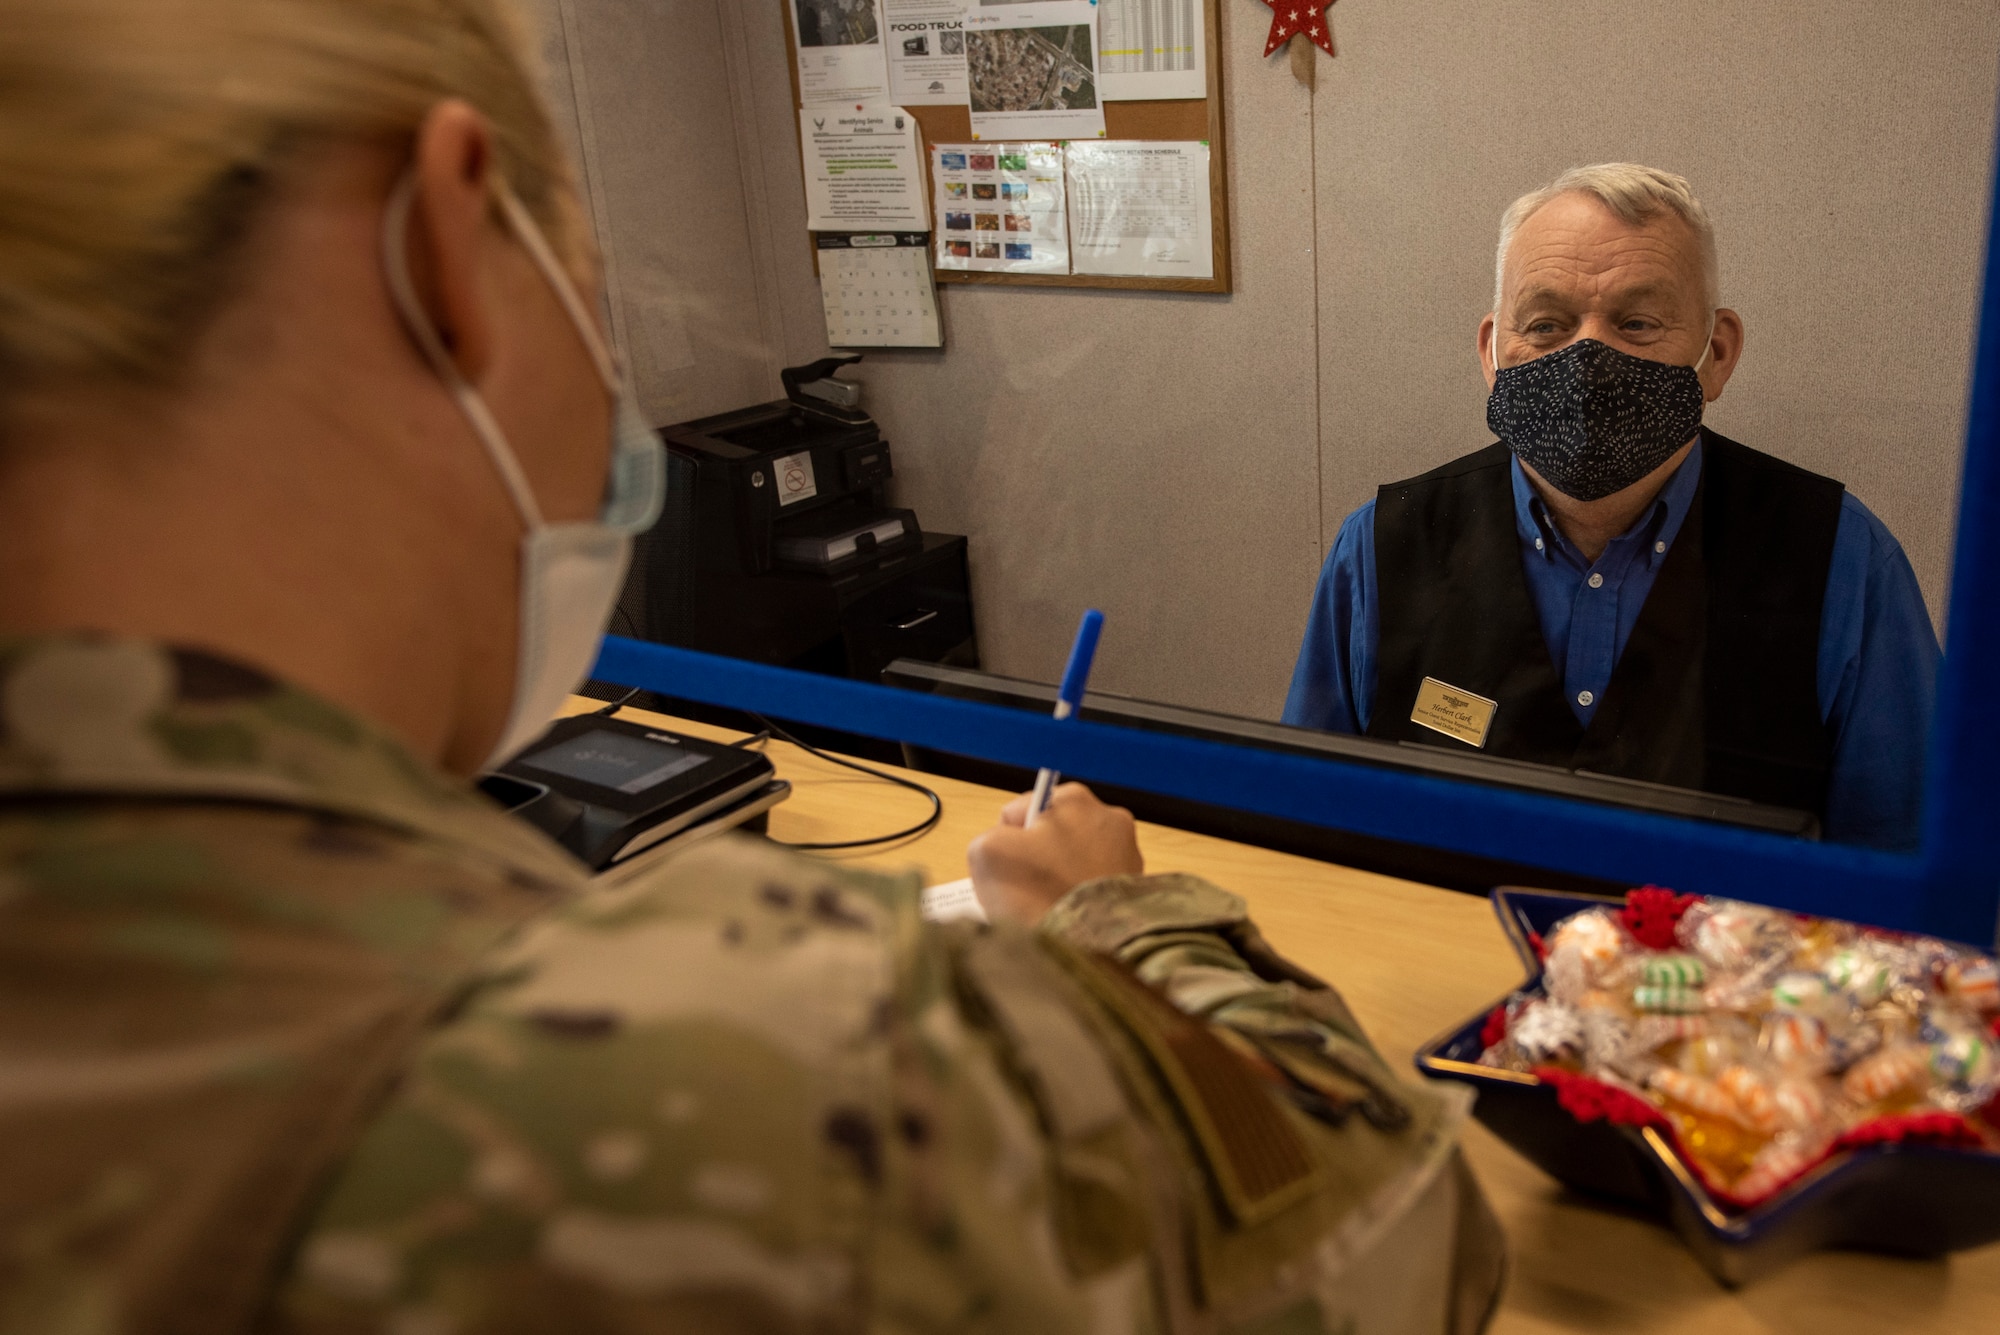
932,142,1068,274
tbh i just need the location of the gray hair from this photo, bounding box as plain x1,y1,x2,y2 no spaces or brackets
1493,163,1720,314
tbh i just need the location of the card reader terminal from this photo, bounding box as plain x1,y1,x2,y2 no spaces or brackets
482,715,780,869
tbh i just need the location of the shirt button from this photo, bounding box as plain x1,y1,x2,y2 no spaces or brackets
1587,573,1605,589
1535,537,1545,551
1655,541,1667,554
1577,690,1595,707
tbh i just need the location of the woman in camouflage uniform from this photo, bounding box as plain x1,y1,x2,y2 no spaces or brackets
0,2,1503,1332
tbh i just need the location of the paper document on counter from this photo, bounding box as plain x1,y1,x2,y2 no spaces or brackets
921,877,988,923
1067,140,1213,279
790,0,892,106
1098,0,1206,101
800,106,929,232
884,0,968,105
933,142,1070,275
964,1,1106,141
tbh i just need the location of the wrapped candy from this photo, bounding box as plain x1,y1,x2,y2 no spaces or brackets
1633,984,1704,1014
1770,1077,1828,1132
1718,1065,1783,1134
1926,1023,1994,1090
1632,1015,1708,1050
1509,998,1584,1064
1771,972,1832,1013
1478,889,2000,1211
1648,1067,1740,1120
1761,1013,1829,1072
1945,960,2000,1013
1825,948,1897,1007
1679,1032,1744,1078
1842,1045,1928,1103
1678,900,1779,971
1642,955,1706,988
1731,1138,1826,1202
1581,1008,1638,1075
1544,911,1627,1002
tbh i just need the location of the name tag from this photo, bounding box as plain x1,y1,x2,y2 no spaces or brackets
1410,677,1497,749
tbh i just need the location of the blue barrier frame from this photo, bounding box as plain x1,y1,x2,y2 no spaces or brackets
591,118,2000,950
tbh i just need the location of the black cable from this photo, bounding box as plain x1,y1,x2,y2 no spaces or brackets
591,686,645,717
748,713,944,851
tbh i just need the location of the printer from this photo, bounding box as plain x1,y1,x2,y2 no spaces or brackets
602,357,978,694
665,355,918,577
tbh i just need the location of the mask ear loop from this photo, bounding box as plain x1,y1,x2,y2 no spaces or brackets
1692,312,1718,375
488,179,623,392
381,169,546,532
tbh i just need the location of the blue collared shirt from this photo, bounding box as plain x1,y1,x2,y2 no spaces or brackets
1281,441,1942,850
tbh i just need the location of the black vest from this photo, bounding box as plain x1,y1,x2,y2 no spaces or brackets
1366,431,1845,815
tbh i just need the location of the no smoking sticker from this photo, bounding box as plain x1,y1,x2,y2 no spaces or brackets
773,450,818,506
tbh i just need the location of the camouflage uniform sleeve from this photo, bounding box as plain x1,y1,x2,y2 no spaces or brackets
1041,874,1422,1131
275,849,1501,1335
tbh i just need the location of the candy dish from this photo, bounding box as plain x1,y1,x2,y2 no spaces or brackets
1414,887,2000,1286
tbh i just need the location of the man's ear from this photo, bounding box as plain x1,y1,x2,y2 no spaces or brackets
1477,314,1499,392
400,101,501,381
1700,308,1746,403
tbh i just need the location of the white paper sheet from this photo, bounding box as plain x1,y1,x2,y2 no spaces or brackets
790,0,892,107
817,233,943,348
1067,140,1213,279
800,106,929,232
933,142,1070,275
920,877,989,923
1098,0,1206,101
963,1,1107,141
883,0,968,105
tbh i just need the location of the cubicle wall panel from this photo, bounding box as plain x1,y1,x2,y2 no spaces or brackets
539,0,779,426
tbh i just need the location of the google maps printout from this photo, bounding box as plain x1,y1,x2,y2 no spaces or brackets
963,1,1107,141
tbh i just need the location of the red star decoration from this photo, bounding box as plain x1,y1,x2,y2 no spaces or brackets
1262,0,1335,59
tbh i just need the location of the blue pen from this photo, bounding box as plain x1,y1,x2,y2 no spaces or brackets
1025,609,1105,828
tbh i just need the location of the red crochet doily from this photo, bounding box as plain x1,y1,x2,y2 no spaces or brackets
1619,886,1699,951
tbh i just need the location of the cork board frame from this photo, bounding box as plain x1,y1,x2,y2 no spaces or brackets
783,0,1233,294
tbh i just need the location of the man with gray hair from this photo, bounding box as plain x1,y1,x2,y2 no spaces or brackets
1285,163,1939,850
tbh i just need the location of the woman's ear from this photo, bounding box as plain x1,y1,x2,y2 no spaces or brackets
401,101,500,380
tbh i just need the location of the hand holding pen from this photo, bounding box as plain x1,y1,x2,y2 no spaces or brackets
1026,609,1105,828
966,610,1143,924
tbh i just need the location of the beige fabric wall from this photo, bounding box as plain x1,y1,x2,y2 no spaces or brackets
539,1,1999,720
532,1,784,425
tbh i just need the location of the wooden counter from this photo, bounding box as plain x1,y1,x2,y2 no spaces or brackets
574,701,2000,1332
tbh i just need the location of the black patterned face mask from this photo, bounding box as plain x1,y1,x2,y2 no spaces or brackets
1486,336,1708,502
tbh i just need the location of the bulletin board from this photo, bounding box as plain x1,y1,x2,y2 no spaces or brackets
783,0,1233,295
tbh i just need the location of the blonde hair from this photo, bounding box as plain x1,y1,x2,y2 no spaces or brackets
1494,163,1720,314
0,0,579,397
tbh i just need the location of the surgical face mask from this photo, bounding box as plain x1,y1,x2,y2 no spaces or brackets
1486,324,1713,502
382,170,664,769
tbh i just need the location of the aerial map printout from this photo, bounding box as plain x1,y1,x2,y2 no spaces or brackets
963,1,1106,140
